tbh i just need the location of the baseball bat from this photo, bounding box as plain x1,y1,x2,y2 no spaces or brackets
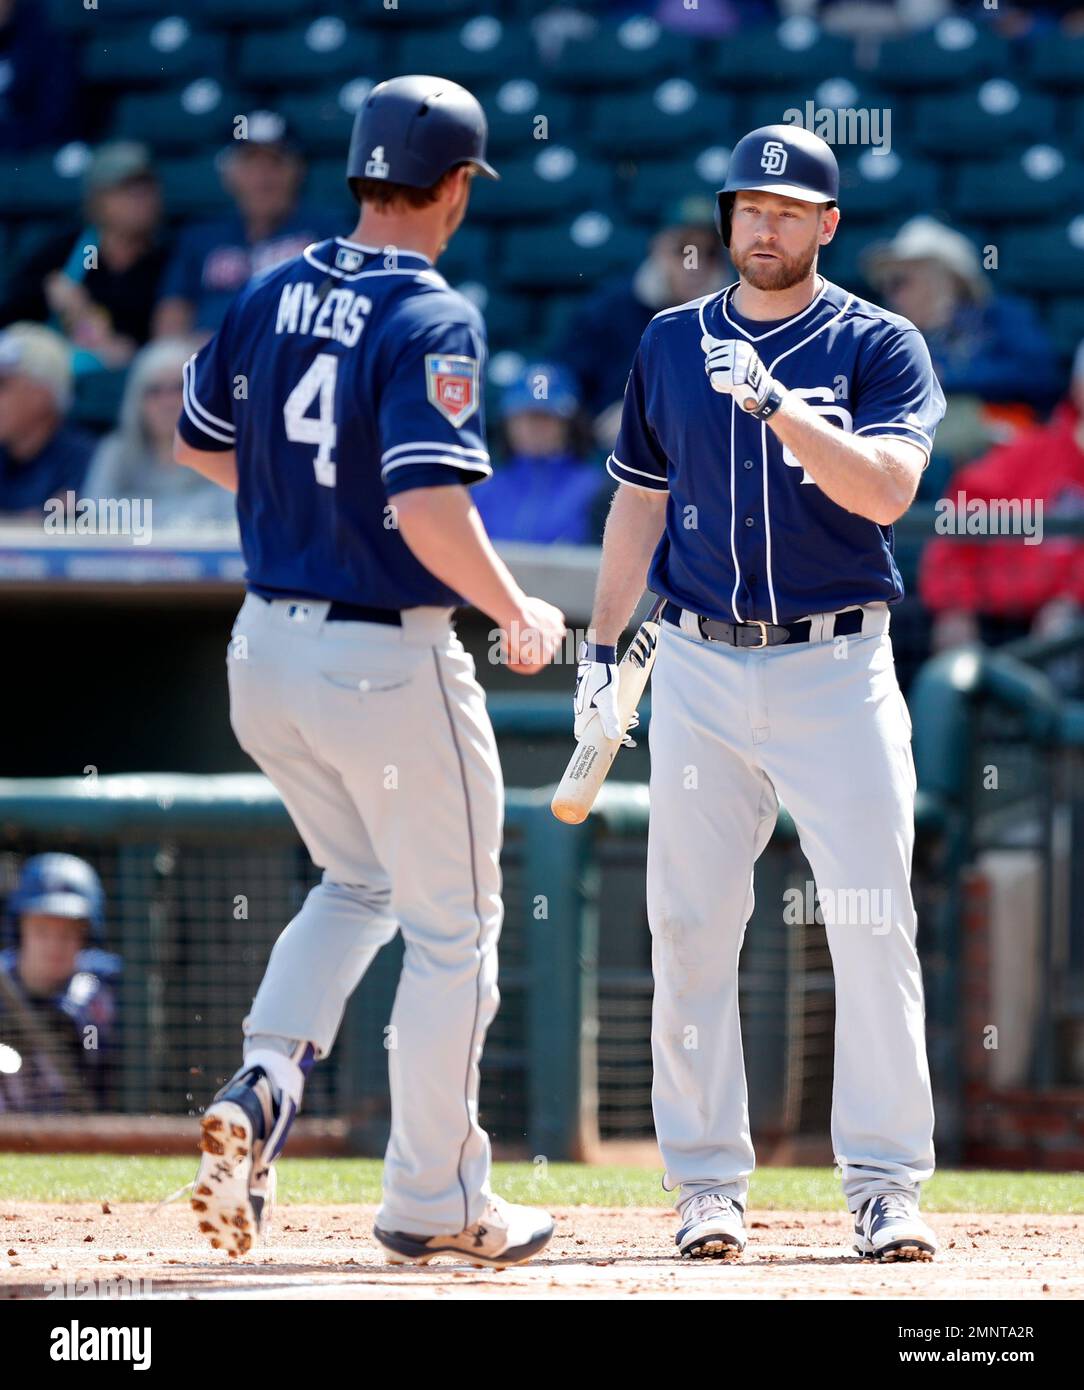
551,596,665,825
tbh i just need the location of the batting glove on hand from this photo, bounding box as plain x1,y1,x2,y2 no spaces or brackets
574,642,638,747
701,336,783,419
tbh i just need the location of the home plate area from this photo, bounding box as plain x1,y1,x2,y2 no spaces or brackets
1,1204,1081,1300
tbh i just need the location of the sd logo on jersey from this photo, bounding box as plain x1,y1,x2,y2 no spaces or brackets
425,354,480,426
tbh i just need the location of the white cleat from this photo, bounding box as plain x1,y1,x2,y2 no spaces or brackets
373,1194,554,1270
675,1192,747,1260
853,1190,937,1262
190,1099,275,1259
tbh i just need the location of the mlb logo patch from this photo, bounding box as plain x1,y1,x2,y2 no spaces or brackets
335,246,363,272
425,354,480,427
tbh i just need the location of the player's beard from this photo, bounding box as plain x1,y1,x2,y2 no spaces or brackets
732,234,819,292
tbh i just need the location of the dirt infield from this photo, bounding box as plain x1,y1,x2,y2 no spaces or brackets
1,1203,1081,1299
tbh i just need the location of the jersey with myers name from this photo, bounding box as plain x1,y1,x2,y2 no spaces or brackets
176,236,492,610
608,277,946,625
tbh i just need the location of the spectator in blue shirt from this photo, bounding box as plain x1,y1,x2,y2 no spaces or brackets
153,111,342,339
0,323,94,518
473,362,610,545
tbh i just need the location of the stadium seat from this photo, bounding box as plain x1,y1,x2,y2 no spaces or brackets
951,147,1082,225
446,284,532,350
47,0,165,31
540,291,591,352
302,160,363,222
621,151,730,227
912,84,1056,159
1045,296,1084,359
81,17,227,86
545,14,695,90
0,147,91,216
835,151,941,224
870,14,1009,90
709,17,852,90
112,80,244,154
158,155,234,219
482,81,578,157
997,221,1084,295
740,76,899,155
277,82,379,158
1027,30,1084,91
71,366,128,432
201,0,323,27
429,225,493,286
499,214,647,290
588,84,733,160
363,0,477,22
395,15,534,85
236,18,381,88
468,146,613,224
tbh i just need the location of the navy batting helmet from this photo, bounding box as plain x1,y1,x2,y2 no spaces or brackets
4,853,106,947
346,75,499,194
714,124,839,247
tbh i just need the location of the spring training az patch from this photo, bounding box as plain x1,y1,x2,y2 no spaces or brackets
425,354,480,427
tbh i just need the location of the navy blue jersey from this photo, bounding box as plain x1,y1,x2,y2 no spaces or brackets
177,237,492,609
608,278,946,624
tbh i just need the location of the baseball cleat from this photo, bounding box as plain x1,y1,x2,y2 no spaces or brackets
191,1057,298,1258
853,1190,937,1262
675,1192,747,1260
373,1195,555,1270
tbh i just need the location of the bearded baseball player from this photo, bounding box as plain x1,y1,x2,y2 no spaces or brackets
575,123,946,1262
174,75,565,1268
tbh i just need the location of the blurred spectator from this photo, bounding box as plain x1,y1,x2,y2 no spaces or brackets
39,143,171,368
473,363,609,545
804,0,950,39
0,854,121,1113
555,195,728,446
153,112,341,339
83,338,238,534
0,0,76,152
0,323,93,518
863,217,1061,410
920,339,1084,652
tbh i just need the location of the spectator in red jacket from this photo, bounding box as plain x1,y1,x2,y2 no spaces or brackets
920,339,1084,651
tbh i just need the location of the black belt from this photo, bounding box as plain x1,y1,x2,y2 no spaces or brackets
661,600,863,648
255,594,402,627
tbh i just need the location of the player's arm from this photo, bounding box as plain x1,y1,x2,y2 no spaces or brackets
393,484,562,646
766,403,924,526
173,431,237,492
702,327,944,526
589,483,667,643
173,315,239,489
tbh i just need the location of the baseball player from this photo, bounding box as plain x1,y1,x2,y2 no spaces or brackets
174,76,565,1268
575,124,945,1262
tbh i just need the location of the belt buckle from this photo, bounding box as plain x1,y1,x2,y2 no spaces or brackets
746,620,770,649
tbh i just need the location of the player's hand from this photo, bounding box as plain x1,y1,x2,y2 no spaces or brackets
504,596,567,675
574,642,639,747
701,335,778,414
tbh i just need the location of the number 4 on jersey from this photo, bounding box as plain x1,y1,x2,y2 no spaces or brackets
284,353,338,487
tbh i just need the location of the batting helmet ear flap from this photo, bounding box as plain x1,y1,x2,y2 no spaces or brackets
714,191,734,247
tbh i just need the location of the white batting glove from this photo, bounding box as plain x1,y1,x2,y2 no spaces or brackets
574,642,638,747
700,335,783,418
